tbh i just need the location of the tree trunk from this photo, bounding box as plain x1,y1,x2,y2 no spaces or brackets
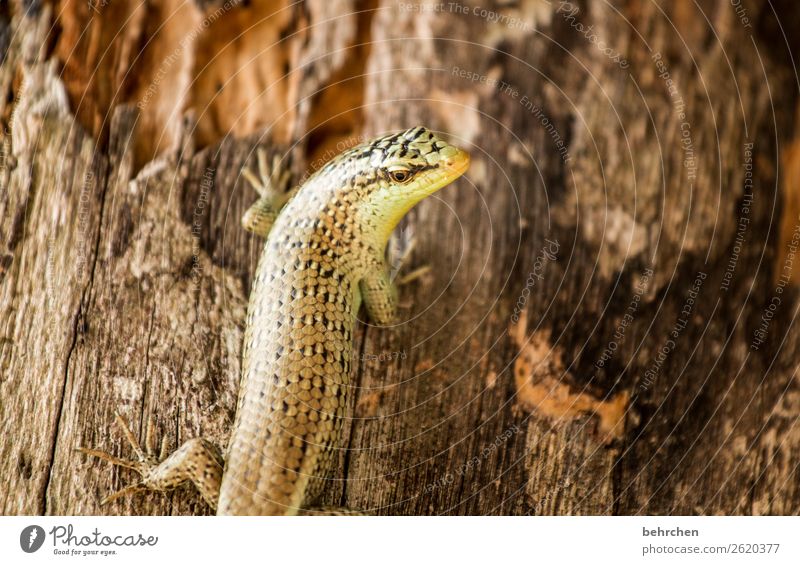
2,0,799,515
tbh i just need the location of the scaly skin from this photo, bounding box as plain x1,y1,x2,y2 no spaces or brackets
79,127,469,515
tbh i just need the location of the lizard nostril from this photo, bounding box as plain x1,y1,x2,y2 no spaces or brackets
442,149,470,172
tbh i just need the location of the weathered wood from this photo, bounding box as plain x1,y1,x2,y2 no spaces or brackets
1,0,800,516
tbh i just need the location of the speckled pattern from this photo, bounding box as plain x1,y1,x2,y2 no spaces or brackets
220,127,469,514
81,127,469,515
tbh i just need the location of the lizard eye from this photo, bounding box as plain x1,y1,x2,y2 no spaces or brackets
387,167,413,183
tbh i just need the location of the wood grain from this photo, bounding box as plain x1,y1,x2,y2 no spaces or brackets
1,0,799,515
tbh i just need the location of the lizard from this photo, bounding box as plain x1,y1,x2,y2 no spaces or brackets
79,126,470,515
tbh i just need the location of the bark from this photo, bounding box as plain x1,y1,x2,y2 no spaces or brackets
1,0,799,515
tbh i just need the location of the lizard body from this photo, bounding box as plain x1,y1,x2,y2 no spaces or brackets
80,127,469,515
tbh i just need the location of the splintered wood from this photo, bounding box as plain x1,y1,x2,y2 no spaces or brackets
509,311,629,444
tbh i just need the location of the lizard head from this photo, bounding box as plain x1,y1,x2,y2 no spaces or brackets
348,126,470,242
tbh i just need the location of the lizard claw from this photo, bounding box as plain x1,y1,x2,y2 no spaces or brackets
99,483,149,506
79,413,224,509
243,148,291,199
388,225,430,286
77,413,166,504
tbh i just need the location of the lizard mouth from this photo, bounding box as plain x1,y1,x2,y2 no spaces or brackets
425,147,470,192
441,148,470,177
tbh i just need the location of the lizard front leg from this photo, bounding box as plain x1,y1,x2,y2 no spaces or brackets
361,225,432,325
241,148,294,237
78,414,224,511
387,224,431,286
360,266,398,325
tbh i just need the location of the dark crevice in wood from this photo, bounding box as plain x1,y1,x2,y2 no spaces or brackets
303,0,377,169
42,137,111,515
21,0,42,18
0,2,11,67
43,301,82,514
7,180,32,250
611,443,624,515
756,0,800,73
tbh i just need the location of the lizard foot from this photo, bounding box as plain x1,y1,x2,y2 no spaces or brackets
388,224,431,286
77,413,223,510
242,148,292,200
241,148,294,237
